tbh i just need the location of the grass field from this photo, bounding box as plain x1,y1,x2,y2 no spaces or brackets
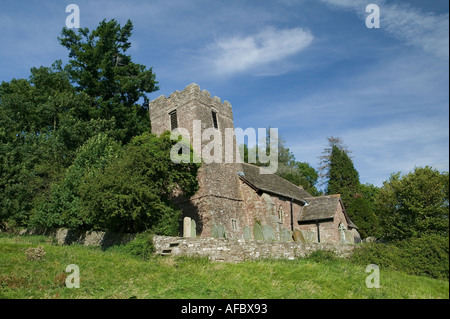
0,234,448,299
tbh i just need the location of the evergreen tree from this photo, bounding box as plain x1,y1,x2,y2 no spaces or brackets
323,139,379,238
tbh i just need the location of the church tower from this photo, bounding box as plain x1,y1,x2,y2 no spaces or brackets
149,83,245,238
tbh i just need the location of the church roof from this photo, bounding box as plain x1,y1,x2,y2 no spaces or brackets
298,195,358,229
239,163,312,203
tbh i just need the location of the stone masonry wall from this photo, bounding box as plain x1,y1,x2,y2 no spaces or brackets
9,228,356,263
153,235,356,263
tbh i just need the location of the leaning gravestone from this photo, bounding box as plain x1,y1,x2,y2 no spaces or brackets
293,229,305,242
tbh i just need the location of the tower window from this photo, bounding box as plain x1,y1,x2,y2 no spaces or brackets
231,218,238,231
169,110,178,130
211,110,218,129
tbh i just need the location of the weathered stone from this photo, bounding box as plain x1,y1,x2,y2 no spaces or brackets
293,229,305,242
243,226,252,240
253,223,264,240
183,217,191,238
262,225,276,241
300,230,317,243
153,235,356,262
212,223,226,239
280,228,293,242
191,219,197,238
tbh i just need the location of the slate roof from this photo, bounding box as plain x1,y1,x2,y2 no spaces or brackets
298,195,358,229
238,164,358,229
239,163,312,203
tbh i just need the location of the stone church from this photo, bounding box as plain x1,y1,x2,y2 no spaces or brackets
149,83,360,244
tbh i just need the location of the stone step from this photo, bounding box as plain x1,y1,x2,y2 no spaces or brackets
162,249,172,254
160,252,172,256
169,242,180,247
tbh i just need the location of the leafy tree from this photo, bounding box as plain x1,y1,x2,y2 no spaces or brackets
78,132,200,234
30,134,123,229
0,19,159,228
376,166,449,241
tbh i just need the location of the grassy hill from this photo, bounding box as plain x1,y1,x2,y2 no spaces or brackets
0,233,448,299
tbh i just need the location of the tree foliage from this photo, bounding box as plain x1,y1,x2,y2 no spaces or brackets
78,132,200,233
59,19,158,143
0,19,160,231
376,166,449,241
322,138,380,238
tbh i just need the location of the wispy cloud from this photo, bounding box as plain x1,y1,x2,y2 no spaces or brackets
319,0,449,59
203,26,314,76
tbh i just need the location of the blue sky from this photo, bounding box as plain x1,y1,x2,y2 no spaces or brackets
0,0,448,187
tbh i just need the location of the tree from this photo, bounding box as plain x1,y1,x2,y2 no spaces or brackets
30,133,123,230
321,138,379,238
327,144,360,202
318,136,351,185
346,183,380,238
77,132,200,234
376,166,449,241
0,19,159,228
58,19,158,143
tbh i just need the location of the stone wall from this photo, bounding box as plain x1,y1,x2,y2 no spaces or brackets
16,228,136,249
10,228,356,262
153,235,356,263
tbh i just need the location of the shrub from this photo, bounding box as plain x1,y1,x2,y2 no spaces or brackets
350,234,449,279
124,230,155,260
306,250,337,262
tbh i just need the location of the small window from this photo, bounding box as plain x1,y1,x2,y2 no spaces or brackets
211,110,218,129
278,206,284,222
231,219,238,231
169,110,178,130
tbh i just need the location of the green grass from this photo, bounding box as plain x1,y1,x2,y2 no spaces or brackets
0,234,448,299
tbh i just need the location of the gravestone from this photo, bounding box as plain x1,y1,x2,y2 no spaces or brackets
338,223,347,243
212,223,226,239
293,229,305,242
280,228,293,242
262,225,276,241
243,226,252,240
190,219,196,238
183,217,191,238
253,223,264,240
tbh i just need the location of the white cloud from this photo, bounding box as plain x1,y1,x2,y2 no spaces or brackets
319,0,449,59
204,26,314,76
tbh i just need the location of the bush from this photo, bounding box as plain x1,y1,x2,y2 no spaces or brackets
306,250,338,262
350,234,449,280
124,230,155,260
